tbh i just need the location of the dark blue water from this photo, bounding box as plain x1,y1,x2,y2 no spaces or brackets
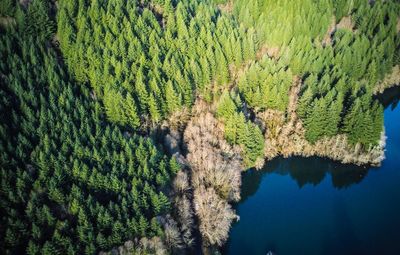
224,88,400,255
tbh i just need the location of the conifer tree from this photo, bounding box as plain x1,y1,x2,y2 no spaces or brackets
165,80,180,114
216,91,237,121
304,98,328,144
124,93,140,129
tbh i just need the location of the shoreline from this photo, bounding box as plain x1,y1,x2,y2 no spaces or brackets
174,80,398,253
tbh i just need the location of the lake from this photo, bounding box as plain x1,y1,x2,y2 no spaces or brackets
224,87,400,255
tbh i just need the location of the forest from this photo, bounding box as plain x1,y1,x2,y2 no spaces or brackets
1,0,399,254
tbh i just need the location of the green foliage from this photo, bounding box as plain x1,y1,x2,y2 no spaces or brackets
333,0,357,21
124,93,141,129
1,1,399,253
234,0,333,47
18,0,55,42
216,90,238,121
216,94,264,167
302,89,344,144
238,121,265,167
224,112,245,145
0,0,15,17
232,0,399,146
342,96,384,147
0,29,176,254
237,56,292,112
57,0,252,126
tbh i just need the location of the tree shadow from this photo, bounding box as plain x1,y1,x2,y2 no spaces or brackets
375,86,400,110
239,156,372,204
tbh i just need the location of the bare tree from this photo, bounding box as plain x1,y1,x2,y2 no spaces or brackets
257,77,386,167
193,186,238,246
99,237,167,255
173,170,190,194
164,218,184,250
184,111,242,202
182,101,243,248
172,170,195,248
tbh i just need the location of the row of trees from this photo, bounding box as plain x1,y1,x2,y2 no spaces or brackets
57,0,257,126
0,5,178,254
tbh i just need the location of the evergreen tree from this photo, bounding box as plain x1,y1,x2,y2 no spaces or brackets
304,98,328,144
124,93,140,129
216,91,237,121
165,80,180,114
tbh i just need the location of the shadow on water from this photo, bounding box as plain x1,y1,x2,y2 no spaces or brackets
224,86,400,255
239,86,400,204
375,86,400,110
240,157,371,204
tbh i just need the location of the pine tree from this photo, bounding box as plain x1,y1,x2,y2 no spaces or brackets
135,68,149,113
325,90,343,137
216,91,237,121
124,93,140,129
304,98,328,144
240,122,264,167
165,80,180,114
0,0,15,16
103,88,126,125
224,115,239,144
138,216,148,236
216,49,230,85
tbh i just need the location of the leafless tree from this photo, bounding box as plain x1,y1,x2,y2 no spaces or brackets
181,101,243,248
184,111,242,202
193,186,238,247
164,218,184,250
257,78,386,167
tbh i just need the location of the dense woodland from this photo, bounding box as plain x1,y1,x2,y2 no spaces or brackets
1,0,399,254
57,0,254,123
0,2,178,254
234,0,399,146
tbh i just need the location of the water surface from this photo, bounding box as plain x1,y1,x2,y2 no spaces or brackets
224,88,400,255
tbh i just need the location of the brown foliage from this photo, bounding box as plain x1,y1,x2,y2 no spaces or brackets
337,16,355,31
164,218,184,250
174,194,195,247
99,237,167,255
173,170,190,194
218,0,233,13
257,77,385,166
164,107,191,132
256,44,281,60
181,100,243,248
287,76,302,120
172,170,195,248
397,17,400,33
193,186,238,246
184,110,242,201
321,16,336,46
0,16,15,29
135,237,167,255
19,0,32,8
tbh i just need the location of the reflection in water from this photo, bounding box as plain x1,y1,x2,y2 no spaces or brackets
375,86,400,110
226,87,400,255
240,157,370,204
239,86,400,204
